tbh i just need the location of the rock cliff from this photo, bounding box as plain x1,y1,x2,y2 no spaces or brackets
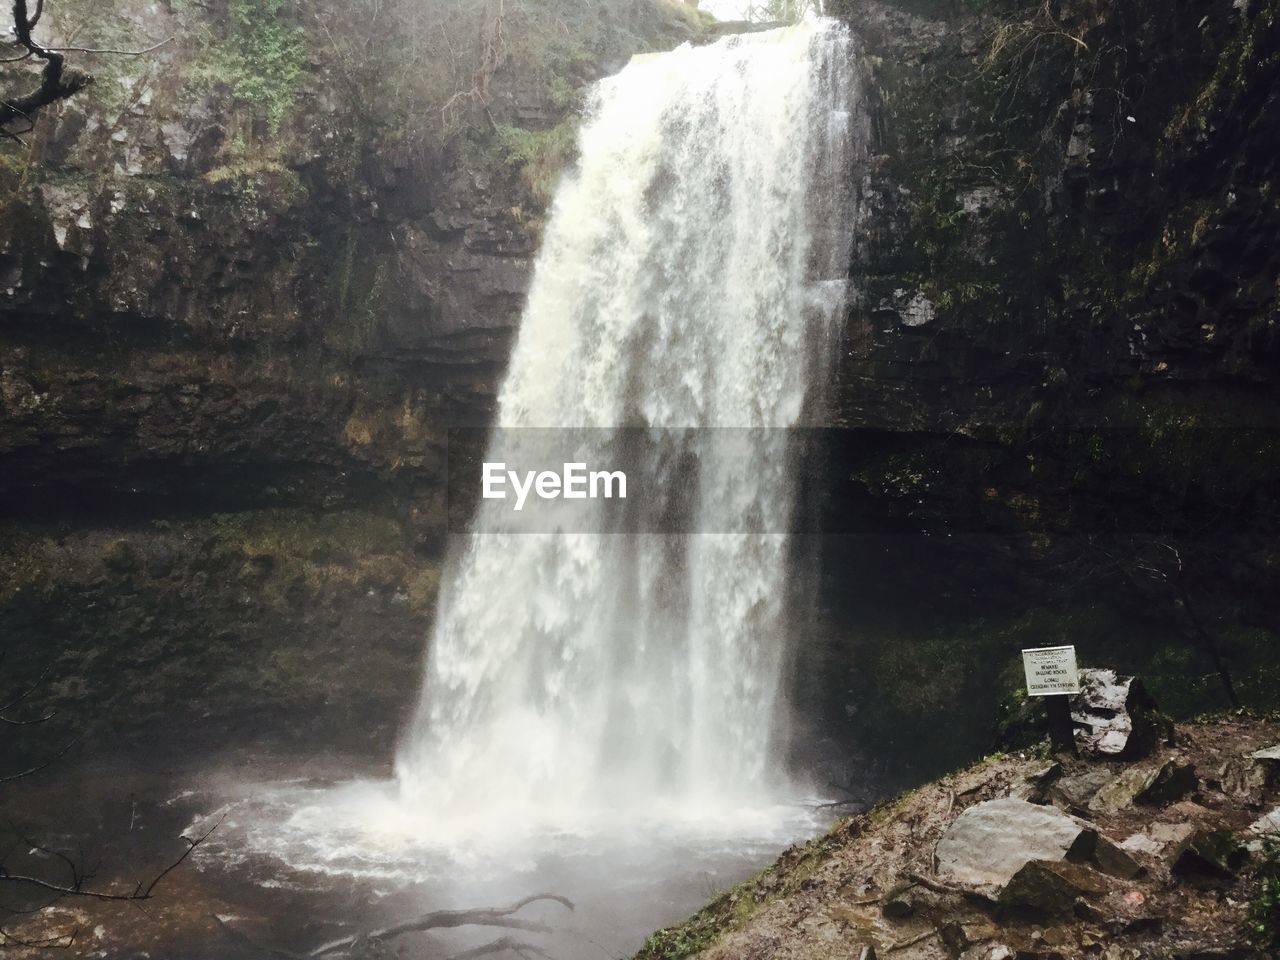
0,0,1276,779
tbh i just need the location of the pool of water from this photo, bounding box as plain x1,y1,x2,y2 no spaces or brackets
185,774,830,959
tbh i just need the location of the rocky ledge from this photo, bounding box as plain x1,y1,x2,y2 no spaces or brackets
636,710,1280,959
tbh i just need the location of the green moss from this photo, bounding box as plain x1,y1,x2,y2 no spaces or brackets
1165,0,1279,143
323,225,389,356
496,118,581,212
193,0,305,130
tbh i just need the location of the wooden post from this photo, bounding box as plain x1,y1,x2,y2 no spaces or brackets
1046,693,1076,755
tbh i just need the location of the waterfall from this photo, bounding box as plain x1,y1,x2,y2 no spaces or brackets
396,19,865,830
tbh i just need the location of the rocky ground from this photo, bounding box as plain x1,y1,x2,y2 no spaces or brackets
637,709,1280,959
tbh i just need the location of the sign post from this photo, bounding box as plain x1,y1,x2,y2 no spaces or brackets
1021,645,1080,755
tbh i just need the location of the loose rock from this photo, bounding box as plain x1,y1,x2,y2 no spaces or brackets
1170,828,1248,878
1071,670,1169,759
1090,759,1196,811
998,859,1109,919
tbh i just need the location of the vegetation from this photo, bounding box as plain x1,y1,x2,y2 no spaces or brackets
1249,839,1280,952
196,0,305,129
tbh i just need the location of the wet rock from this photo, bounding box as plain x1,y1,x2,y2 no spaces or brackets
998,859,1108,919
1070,670,1168,759
936,798,1095,888
1169,828,1248,878
1090,759,1196,811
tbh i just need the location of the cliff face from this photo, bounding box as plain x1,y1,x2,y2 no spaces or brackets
800,0,1280,781
0,0,1275,777
0,0,714,756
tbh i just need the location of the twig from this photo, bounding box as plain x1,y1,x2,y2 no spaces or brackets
309,893,575,957
0,815,222,902
886,928,938,952
44,37,173,56
906,871,997,904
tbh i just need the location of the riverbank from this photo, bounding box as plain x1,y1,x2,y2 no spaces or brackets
636,715,1280,959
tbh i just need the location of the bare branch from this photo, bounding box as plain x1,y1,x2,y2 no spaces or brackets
309,894,575,957
44,36,173,56
0,737,78,784
0,0,95,130
0,816,222,903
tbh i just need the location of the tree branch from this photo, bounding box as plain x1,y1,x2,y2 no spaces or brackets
0,816,222,903
1,0,95,131
308,894,575,957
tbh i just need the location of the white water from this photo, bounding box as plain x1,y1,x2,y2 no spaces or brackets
186,24,865,959
395,20,865,833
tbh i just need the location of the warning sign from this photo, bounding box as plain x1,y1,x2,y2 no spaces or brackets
1021,645,1080,697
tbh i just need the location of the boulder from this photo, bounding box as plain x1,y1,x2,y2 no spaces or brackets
1170,828,1248,878
935,797,1137,888
936,798,1095,888
1090,759,1196,811
1070,670,1169,759
998,859,1109,918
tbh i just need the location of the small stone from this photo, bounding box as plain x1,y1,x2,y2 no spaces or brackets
1119,833,1163,856
899,291,935,327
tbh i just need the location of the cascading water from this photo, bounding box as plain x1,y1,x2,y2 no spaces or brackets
396,18,865,831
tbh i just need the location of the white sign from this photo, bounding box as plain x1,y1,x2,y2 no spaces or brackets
1022,645,1080,696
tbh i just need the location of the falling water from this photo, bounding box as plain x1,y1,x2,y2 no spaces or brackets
396,20,865,831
